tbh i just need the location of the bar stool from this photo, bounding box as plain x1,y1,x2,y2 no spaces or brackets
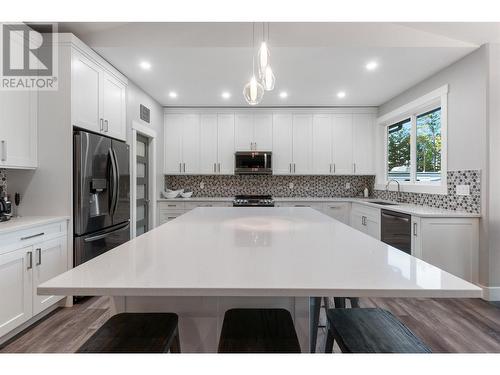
77,313,181,353
310,297,359,352
325,308,431,353
218,308,301,353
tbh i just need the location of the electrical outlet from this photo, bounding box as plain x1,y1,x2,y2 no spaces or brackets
345,182,351,189
288,182,294,190
200,181,205,189
456,185,470,196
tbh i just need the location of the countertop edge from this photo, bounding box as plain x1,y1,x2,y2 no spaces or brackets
0,216,70,234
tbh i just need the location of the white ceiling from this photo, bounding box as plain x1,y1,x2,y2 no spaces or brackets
57,22,499,107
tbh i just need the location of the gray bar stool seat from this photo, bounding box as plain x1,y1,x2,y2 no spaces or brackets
325,308,431,353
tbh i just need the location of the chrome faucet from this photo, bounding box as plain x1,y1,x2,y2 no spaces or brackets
385,179,401,201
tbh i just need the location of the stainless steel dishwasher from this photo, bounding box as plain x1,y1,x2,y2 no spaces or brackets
381,209,412,254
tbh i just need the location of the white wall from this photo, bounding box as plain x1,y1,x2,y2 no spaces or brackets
377,45,500,295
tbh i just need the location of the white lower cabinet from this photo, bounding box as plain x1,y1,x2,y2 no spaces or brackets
0,247,33,337
350,203,381,240
323,202,351,225
158,201,232,225
412,217,478,282
32,237,68,315
0,221,68,340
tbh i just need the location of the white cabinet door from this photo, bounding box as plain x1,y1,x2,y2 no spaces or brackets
71,50,102,133
332,114,353,175
350,204,380,240
272,113,293,175
0,247,33,337
217,114,235,174
353,114,375,175
32,237,67,315
101,72,126,141
182,114,200,174
292,114,313,174
253,113,273,151
200,114,218,174
312,114,333,175
323,202,350,225
164,114,184,174
0,91,37,169
234,113,254,151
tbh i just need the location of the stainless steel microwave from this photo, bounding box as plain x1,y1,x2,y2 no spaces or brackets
234,151,272,175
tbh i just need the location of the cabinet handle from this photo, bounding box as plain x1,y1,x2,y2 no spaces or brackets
105,119,109,132
214,163,216,173
218,163,221,173
1,140,6,161
333,163,336,174
179,163,182,173
353,163,356,174
100,118,104,132
413,222,418,236
27,251,33,270
183,163,186,173
289,163,292,173
36,248,42,266
20,232,45,241
294,163,296,174
167,204,177,207
362,216,366,226
329,164,332,173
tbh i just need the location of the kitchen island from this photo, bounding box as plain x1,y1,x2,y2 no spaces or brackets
38,207,481,352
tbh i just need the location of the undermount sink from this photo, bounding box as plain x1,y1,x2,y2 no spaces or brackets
369,201,398,206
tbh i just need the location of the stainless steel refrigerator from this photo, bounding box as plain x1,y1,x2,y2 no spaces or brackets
73,129,130,267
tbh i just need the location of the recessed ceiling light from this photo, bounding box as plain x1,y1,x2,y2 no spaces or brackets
169,91,178,99
279,91,288,99
139,61,151,70
337,91,346,99
221,91,231,99
365,61,378,71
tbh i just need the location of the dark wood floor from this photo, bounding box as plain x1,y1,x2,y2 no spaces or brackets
1,297,499,353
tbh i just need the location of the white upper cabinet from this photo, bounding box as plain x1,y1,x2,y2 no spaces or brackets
71,49,127,141
235,113,272,151
332,114,354,175
292,114,313,174
164,114,184,174
312,114,333,175
352,114,375,175
217,114,235,174
200,114,218,174
253,113,273,151
0,91,38,169
182,114,201,174
101,72,126,141
71,50,101,133
272,113,293,175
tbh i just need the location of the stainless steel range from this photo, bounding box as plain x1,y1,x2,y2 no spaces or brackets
233,195,275,207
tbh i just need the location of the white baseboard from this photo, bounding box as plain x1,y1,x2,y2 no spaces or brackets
480,284,500,301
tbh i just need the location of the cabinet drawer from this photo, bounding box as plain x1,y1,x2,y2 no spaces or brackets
184,201,232,209
158,201,185,210
323,202,350,224
158,209,187,225
0,221,67,255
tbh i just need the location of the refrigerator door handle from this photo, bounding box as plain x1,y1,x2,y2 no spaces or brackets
112,149,120,216
83,222,130,243
109,148,118,217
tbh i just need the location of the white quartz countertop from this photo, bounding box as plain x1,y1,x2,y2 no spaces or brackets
158,197,480,218
39,207,481,298
0,216,70,234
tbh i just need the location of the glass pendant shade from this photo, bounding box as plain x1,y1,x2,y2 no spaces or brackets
243,75,264,106
262,65,276,91
258,42,269,76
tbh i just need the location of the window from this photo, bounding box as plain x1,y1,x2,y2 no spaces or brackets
387,118,411,182
416,108,441,182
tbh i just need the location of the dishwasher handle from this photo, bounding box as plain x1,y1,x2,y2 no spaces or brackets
381,212,410,223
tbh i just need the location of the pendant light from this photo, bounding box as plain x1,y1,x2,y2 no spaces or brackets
243,23,264,106
258,23,276,91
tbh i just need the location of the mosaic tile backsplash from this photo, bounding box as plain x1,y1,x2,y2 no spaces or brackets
373,170,481,214
165,169,481,213
165,175,375,198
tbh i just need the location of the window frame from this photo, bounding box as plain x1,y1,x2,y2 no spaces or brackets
377,85,448,195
